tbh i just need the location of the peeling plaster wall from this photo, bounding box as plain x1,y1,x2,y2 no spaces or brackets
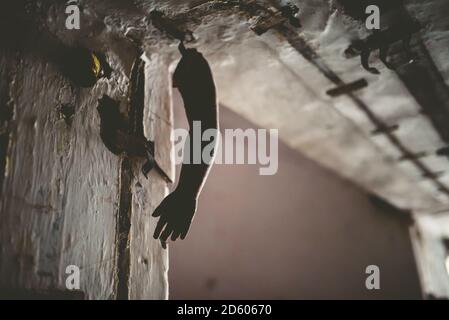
0,52,120,298
0,51,173,299
0,1,174,299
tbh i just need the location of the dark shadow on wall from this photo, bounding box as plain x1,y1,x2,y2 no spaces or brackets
169,91,422,300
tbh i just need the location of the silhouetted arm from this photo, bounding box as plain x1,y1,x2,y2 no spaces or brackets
153,45,218,247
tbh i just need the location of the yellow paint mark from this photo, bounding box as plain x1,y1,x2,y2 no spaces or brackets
91,53,101,78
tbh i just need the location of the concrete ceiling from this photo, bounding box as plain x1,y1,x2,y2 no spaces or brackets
160,0,449,214
11,0,449,214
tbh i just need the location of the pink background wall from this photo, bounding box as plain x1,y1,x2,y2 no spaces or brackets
168,92,422,299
